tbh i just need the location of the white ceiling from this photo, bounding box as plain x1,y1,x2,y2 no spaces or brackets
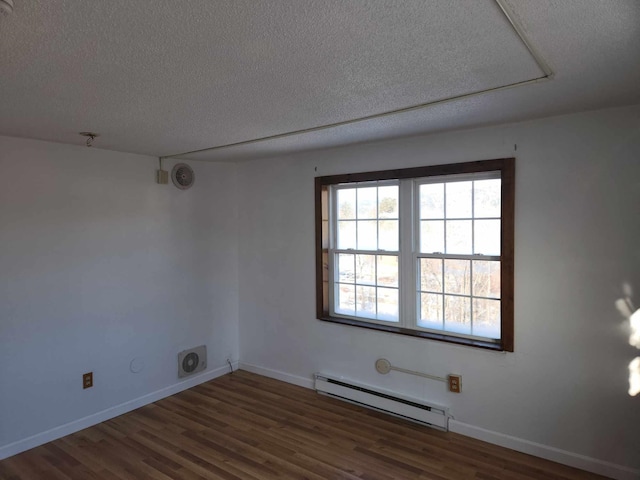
0,0,638,162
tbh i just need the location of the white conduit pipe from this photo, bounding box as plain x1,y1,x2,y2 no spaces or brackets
375,358,446,383
494,0,554,78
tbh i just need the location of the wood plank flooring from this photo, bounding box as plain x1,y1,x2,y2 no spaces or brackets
0,370,605,479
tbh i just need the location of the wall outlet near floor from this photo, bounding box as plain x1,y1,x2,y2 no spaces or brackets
448,374,461,393
83,372,93,389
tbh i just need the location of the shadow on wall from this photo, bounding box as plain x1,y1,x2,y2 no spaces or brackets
615,282,640,396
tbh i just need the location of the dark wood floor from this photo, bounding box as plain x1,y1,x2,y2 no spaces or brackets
0,370,605,479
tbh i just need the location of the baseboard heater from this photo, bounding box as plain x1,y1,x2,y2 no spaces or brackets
314,373,450,431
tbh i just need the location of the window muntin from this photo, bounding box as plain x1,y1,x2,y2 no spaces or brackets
415,174,502,340
331,182,400,323
316,158,515,352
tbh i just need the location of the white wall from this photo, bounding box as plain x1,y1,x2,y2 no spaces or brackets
237,105,640,473
0,137,239,450
1,105,638,475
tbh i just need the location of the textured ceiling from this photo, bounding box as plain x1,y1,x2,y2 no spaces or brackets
0,0,638,161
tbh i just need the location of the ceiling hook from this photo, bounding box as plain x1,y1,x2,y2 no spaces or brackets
79,132,99,147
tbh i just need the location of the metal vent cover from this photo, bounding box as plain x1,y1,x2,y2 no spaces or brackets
171,163,195,190
178,345,207,378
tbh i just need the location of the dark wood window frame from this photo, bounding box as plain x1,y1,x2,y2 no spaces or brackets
315,158,515,352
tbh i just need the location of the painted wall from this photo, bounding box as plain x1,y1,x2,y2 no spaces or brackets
0,137,239,449
1,105,638,473
237,105,640,470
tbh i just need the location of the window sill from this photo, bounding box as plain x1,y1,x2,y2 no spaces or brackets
317,315,505,351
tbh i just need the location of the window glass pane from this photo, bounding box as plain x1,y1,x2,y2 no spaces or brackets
357,220,377,250
379,220,398,251
377,287,399,321
472,261,500,298
337,221,356,249
446,220,472,254
444,259,471,295
420,183,444,219
474,179,501,218
473,298,500,339
377,255,398,287
336,284,355,316
419,258,442,292
355,285,376,318
357,187,377,219
446,181,472,218
337,254,355,283
378,186,398,219
327,166,508,345
444,295,471,334
355,254,375,285
419,293,443,330
337,189,356,220
474,219,500,255
420,220,444,253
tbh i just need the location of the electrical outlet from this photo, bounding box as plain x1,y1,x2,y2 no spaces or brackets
83,372,93,389
448,374,461,393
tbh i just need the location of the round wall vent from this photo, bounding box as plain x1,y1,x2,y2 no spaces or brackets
178,345,207,378
171,163,195,190
182,352,200,373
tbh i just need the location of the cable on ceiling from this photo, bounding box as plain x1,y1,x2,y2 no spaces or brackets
162,0,554,161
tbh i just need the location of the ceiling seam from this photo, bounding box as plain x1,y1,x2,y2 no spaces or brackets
162,0,554,160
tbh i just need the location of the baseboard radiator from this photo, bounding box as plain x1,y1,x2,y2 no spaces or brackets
314,374,450,431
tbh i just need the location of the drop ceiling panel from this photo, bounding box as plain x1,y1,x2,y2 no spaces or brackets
0,0,542,157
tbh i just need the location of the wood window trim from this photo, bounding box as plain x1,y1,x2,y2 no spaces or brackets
315,158,515,352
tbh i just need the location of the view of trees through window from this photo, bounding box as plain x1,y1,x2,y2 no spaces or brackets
316,158,514,350
334,184,399,321
332,177,502,339
418,178,502,339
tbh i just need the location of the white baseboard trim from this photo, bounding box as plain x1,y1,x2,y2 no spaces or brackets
238,362,314,389
449,420,639,480
236,365,638,480
4,363,637,480
0,362,237,461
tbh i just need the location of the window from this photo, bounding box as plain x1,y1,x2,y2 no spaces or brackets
315,158,514,351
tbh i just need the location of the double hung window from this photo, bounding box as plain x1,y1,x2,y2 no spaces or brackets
315,158,514,351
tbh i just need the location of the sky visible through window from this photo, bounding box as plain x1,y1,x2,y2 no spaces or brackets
418,179,501,338
333,178,502,339
335,185,399,321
